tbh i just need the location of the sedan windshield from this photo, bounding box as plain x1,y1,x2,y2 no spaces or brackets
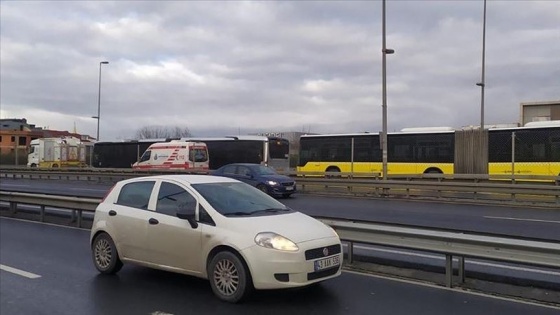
192,182,291,216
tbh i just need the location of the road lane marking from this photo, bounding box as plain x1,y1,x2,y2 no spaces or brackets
0,264,41,279
484,216,560,224
344,244,560,276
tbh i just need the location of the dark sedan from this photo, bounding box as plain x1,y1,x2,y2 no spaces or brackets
211,163,296,198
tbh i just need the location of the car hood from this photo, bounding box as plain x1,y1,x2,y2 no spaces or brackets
226,211,337,244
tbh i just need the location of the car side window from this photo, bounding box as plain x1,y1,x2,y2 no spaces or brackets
222,165,236,175
236,166,251,177
157,182,197,217
116,181,155,209
199,205,216,226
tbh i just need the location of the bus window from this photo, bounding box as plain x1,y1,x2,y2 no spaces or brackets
269,138,289,159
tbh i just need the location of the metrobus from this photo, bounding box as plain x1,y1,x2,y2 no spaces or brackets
297,121,560,177
180,136,290,171
92,138,169,168
93,136,290,171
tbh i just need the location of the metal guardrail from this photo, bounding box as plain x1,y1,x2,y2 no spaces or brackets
2,166,559,181
0,167,209,182
297,178,560,207
1,168,559,207
318,217,560,287
293,171,560,183
1,191,559,289
0,191,99,228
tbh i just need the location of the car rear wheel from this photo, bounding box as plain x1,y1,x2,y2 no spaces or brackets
92,233,123,275
208,251,252,303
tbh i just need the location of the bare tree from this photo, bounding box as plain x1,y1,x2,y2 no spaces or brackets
135,125,192,139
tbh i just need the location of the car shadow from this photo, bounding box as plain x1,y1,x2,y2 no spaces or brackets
89,266,342,314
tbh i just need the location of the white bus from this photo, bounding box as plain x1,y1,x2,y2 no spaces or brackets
93,136,290,171
180,136,290,171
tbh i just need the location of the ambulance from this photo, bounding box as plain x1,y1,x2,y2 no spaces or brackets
132,141,209,171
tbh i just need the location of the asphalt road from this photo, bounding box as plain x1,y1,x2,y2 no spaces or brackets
1,178,559,241
1,177,559,298
2,218,559,315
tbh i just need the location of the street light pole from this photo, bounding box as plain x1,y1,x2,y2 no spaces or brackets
381,0,394,180
94,61,109,141
476,0,487,174
477,0,487,131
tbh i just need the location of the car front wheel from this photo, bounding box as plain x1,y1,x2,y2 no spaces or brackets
92,233,123,275
208,251,252,303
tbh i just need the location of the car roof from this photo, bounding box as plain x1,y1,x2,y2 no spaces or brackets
123,174,238,185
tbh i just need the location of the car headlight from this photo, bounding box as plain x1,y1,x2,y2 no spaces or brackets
266,180,279,186
255,232,299,251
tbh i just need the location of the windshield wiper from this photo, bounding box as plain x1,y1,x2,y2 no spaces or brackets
224,211,253,217
248,208,290,215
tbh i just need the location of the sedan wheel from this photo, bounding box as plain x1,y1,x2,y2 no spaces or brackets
92,233,123,274
208,251,252,303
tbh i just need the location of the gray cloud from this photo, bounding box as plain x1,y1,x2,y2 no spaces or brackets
1,1,558,140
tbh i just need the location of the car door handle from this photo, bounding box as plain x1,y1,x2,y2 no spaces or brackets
108,210,117,216
149,218,159,225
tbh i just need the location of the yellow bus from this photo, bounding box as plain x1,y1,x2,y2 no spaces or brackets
297,122,560,178
487,121,560,177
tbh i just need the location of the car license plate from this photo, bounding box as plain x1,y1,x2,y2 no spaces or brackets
314,255,340,271
285,186,294,191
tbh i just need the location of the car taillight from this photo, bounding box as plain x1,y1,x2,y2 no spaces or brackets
101,185,116,203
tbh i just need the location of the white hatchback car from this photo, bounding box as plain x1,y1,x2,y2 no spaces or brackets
90,175,342,303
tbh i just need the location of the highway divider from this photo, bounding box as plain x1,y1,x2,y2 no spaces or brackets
317,216,560,288
1,168,559,207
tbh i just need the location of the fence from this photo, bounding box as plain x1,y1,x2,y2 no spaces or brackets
1,168,559,208
0,147,28,166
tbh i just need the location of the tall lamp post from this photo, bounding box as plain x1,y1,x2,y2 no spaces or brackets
93,61,109,141
381,0,394,180
476,0,487,174
477,0,487,131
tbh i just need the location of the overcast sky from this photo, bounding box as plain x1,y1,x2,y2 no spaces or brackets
1,1,559,141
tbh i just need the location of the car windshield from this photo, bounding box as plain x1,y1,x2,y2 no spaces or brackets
253,165,277,175
192,182,291,217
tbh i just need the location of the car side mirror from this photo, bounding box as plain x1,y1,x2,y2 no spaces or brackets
177,205,198,229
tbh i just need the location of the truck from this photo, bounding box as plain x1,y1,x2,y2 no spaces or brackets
27,137,88,168
132,141,209,171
